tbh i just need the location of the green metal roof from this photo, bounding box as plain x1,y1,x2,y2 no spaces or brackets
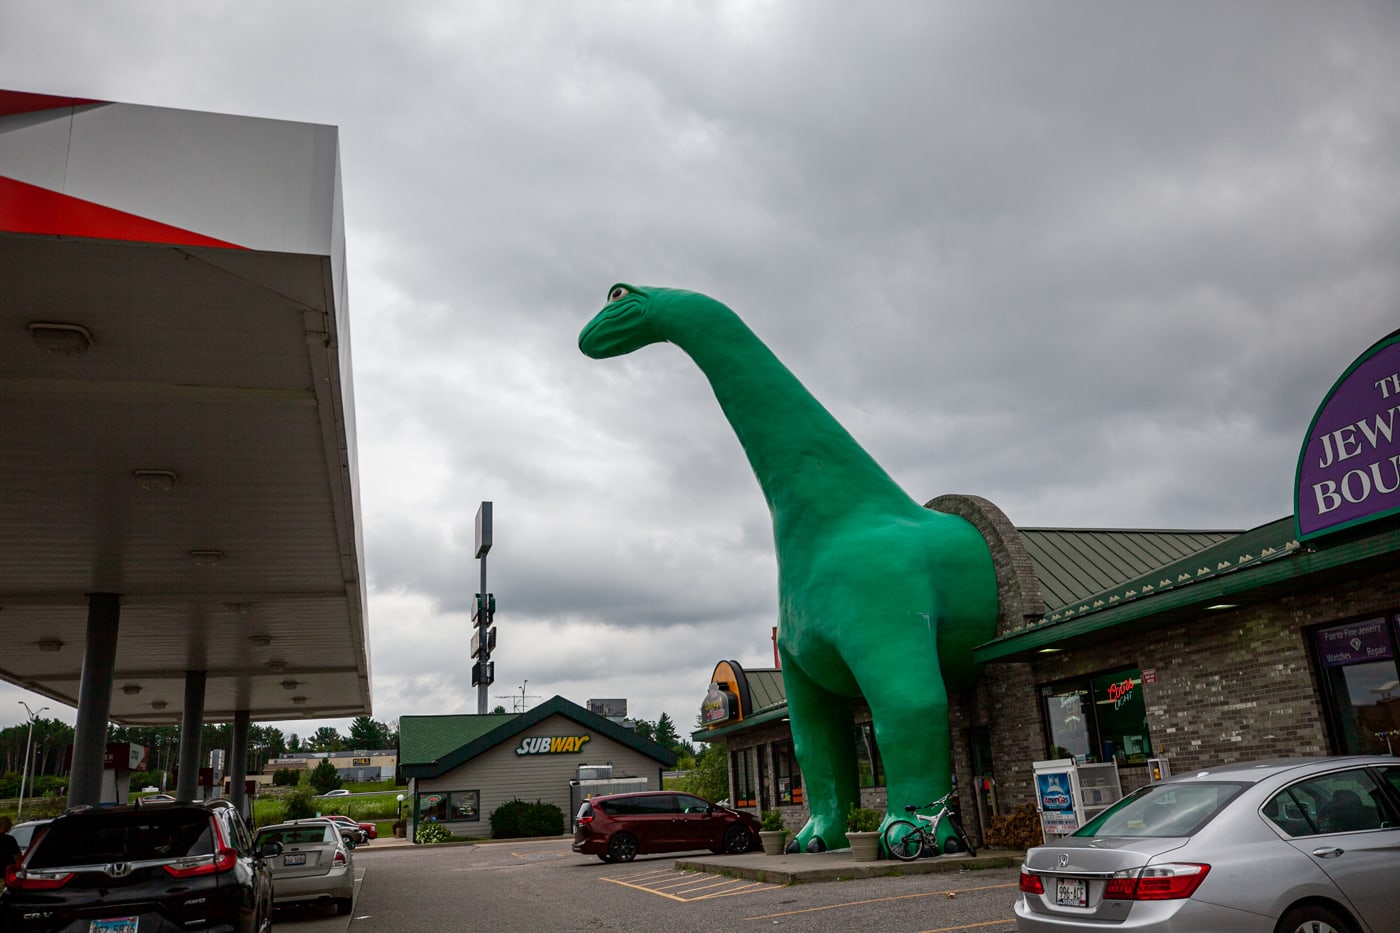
743,668,785,713
1019,528,1240,612
977,518,1400,662
399,695,678,778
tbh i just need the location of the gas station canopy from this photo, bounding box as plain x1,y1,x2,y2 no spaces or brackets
0,90,371,725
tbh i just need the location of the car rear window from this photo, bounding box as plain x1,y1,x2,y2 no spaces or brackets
28,810,214,867
1075,781,1248,838
258,826,335,847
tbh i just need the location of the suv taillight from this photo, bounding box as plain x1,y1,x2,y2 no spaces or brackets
164,847,239,879
5,865,75,890
1103,863,1210,901
576,815,593,826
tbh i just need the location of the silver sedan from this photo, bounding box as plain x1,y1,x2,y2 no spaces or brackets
254,819,356,916
1016,756,1400,933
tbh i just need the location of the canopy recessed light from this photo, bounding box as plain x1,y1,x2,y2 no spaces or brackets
291,696,307,705
122,684,142,696
189,549,223,567
151,700,168,711
133,470,178,492
266,659,287,673
37,638,64,653
248,634,272,648
28,321,93,355
1206,603,1239,611
281,679,299,690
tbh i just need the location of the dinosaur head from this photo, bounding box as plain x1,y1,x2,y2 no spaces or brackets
579,283,677,358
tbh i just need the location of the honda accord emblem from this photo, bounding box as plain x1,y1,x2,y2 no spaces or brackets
105,862,133,878
1057,853,1070,869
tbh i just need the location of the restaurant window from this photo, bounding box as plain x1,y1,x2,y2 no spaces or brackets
1040,667,1152,765
855,722,884,787
772,739,803,805
417,789,479,823
731,748,757,808
450,790,480,821
1313,615,1400,755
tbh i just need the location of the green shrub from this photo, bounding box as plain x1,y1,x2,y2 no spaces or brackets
416,822,454,844
760,809,785,832
847,805,882,833
272,769,300,787
283,787,317,821
489,799,565,838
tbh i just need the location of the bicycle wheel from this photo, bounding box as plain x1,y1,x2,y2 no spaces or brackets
882,819,925,861
945,814,976,858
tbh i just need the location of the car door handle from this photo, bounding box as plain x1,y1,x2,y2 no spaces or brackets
1311,847,1344,858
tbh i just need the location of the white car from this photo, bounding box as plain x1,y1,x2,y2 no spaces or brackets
320,788,351,797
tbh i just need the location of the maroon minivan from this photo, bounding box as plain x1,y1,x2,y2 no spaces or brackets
572,791,760,862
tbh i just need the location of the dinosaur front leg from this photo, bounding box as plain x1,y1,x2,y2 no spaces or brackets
779,647,859,854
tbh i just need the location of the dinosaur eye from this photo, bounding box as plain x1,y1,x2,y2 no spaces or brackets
607,286,630,303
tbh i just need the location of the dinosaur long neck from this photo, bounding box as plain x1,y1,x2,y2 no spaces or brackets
668,305,916,535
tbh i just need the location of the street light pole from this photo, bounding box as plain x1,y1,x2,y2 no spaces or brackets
17,700,49,820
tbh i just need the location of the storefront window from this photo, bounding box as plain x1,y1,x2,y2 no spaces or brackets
417,789,479,822
731,749,757,807
772,740,803,805
1041,668,1152,765
1315,616,1400,755
855,722,884,787
450,790,480,821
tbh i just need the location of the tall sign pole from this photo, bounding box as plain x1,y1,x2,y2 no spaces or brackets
472,501,495,714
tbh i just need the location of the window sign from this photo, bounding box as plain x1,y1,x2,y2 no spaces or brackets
1091,669,1151,764
1314,617,1400,755
1315,618,1393,667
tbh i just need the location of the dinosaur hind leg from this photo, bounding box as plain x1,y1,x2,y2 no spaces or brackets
779,647,858,854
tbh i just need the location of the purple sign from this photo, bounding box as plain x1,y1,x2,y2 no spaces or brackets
1314,618,1393,668
1295,332,1400,540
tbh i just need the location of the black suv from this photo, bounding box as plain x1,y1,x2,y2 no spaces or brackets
1,797,279,932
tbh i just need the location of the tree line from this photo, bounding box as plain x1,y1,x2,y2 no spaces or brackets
0,715,398,797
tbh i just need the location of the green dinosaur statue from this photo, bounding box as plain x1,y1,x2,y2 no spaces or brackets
579,284,998,853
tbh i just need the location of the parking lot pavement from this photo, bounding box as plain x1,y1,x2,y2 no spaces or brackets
352,833,1023,883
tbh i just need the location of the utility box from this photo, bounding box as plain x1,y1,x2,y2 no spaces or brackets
1147,757,1172,782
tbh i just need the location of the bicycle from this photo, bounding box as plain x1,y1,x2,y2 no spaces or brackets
881,791,977,860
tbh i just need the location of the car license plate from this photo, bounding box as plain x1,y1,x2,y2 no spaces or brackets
1055,878,1087,907
284,853,306,866
91,919,139,933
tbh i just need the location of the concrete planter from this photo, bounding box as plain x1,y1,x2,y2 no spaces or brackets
847,831,882,862
759,830,789,855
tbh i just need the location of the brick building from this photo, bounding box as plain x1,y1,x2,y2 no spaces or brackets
693,328,1400,845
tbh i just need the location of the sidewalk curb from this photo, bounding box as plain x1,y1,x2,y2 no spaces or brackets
673,849,1025,884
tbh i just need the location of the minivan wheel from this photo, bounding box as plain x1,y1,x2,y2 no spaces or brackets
608,833,639,863
722,824,755,854
1275,904,1355,933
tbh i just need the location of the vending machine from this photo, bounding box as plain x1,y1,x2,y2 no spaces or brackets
1032,758,1123,842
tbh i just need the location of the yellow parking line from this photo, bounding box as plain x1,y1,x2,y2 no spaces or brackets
600,868,783,902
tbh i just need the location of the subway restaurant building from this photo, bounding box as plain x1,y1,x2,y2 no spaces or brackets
399,696,676,840
695,329,1400,845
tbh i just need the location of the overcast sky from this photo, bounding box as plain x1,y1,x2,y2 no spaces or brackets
2,2,1397,741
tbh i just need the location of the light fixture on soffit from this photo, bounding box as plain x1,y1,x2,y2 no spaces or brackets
133,470,177,492
37,638,64,652
28,321,93,355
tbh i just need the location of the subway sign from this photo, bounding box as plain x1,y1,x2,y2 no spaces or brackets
1295,331,1400,540
514,734,591,756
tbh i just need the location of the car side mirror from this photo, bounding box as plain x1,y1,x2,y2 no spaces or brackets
259,840,283,859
